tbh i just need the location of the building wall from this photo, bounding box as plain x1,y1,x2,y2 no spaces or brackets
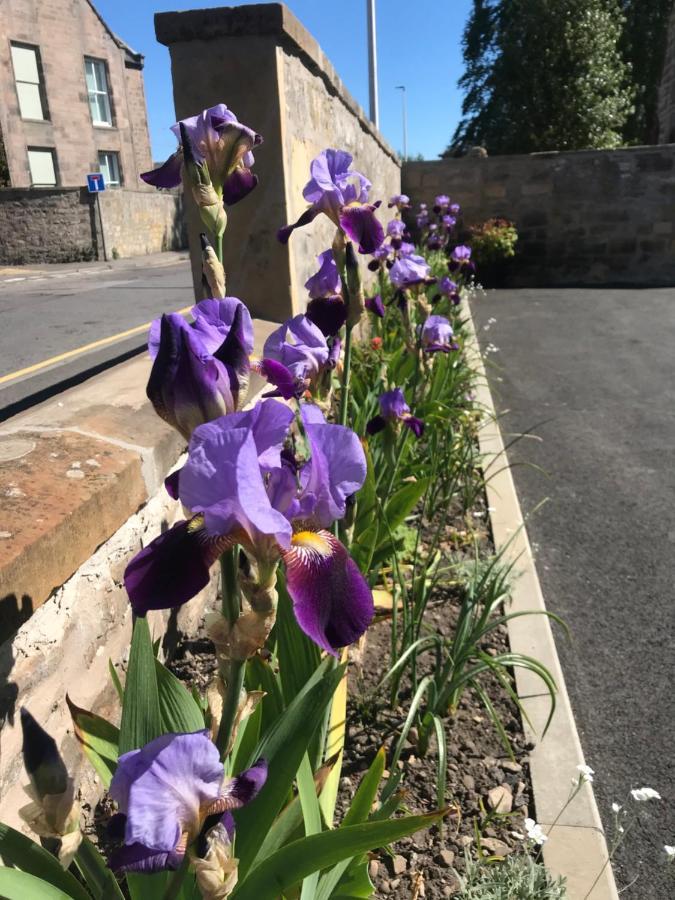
658,3,675,144
0,0,152,189
403,146,675,286
155,3,401,322
0,187,185,264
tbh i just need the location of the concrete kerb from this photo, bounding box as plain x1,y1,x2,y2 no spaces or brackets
464,298,619,900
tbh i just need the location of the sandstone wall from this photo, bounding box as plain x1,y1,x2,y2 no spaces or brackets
155,3,401,322
99,189,187,258
0,187,95,264
403,145,675,286
0,186,186,263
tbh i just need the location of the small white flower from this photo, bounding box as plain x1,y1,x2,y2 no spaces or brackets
664,845,675,860
611,802,622,813
488,317,497,324
618,826,625,833
510,830,525,841
524,817,548,845
577,764,594,783
631,787,661,802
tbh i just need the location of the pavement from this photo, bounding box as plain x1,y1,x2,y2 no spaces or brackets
471,287,675,899
0,252,192,418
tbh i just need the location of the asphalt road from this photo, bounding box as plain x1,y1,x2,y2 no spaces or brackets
0,256,193,416
472,287,675,899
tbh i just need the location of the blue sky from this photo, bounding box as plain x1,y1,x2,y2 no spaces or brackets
95,0,473,162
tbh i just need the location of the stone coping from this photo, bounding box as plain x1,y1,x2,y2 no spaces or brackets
0,317,278,641
154,2,400,165
411,141,675,166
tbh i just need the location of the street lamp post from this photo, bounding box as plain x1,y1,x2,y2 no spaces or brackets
367,0,379,127
396,85,408,160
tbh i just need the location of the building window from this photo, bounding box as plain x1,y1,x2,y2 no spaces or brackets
11,42,48,120
27,148,57,186
98,151,121,187
84,57,113,126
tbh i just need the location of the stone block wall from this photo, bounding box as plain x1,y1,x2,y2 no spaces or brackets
0,187,95,264
0,186,186,264
155,3,401,322
658,3,675,144
403,145,675,286
99,189,187,258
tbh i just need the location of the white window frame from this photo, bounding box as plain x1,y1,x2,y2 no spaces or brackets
84,57,113,127
10,42,47,121
98,150,121,187
27,147,57,186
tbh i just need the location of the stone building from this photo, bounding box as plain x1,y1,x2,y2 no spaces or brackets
0,0,153,189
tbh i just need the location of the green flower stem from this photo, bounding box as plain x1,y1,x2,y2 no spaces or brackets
215,232,224,265
339,323,353,427
162,855,189,899
216,548,246,758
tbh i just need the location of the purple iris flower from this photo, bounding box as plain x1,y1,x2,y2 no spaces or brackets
146,298,253,441
278,149,384,254
109,730,266,873
389,252,431,290
435,194,450,208
263,315,331,389
387,219,406,238
124,400,373,655
141,104,262,205
366,388,424,439
442,215,456,230
365,294,385,318
438,276,461,306
450,203,460,215
304,249,347,337
416,212,430,229
421,315,456,353
387,194,410,209
449,244,475,275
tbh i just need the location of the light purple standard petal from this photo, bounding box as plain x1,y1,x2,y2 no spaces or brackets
179,403,294,548
386,219,406,238
379,387,410,421
452,244,472,261
283,530,374,654
439,276,458,297
435,194,450,208
298,405,366,528
123,519,219,616
110,731,223,853
141,151,183,189
305,249,341,300
303,149,371,214
191,298,254,357
421,315,454,352
389,253,430,289
263,315,329,380
387,194,410,208
339,205,385,255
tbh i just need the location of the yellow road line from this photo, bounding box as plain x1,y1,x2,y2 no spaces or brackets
0,305,192,386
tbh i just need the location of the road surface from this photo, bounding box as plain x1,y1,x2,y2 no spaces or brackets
0,255,192,417
472,287,675,899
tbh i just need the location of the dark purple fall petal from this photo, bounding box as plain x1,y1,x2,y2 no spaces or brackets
109,843,184,874
222,758,268,808
366,414,386,436
258,358,302,399
404,416,425,438
365,294,385,318
339,205,385,254
140,151,183,189
277,206,320,244
222,168,258,205
123,520,219,616
283,530,374,655
306,296,347,337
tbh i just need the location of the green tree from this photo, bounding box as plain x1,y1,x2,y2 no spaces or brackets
619,0,673,144
446,0,633,156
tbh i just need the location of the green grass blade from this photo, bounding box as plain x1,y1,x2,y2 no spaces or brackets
298,753,323,900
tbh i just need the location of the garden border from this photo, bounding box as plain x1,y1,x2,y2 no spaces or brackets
464,298,619,900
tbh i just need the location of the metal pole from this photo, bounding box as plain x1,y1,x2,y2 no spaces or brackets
367,0,379,127
396,85,407,159
96,191,108,261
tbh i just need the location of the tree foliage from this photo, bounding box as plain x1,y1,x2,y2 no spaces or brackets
619,0,673,145
447,0,634,156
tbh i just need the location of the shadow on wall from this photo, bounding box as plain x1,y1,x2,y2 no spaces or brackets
0,620,19,730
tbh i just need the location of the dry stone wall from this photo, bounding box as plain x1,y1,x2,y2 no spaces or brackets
0,186,186,263
403,145,675,286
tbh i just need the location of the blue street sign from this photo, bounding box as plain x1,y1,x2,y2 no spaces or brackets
86,172,106,193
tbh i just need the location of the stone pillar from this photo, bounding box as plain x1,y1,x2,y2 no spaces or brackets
154,3,401,322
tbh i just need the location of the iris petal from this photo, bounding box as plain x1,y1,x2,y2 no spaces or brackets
141,151,183,189
339,205,384,254
283,530,373,655
109,843,184,873
222,168,258,205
